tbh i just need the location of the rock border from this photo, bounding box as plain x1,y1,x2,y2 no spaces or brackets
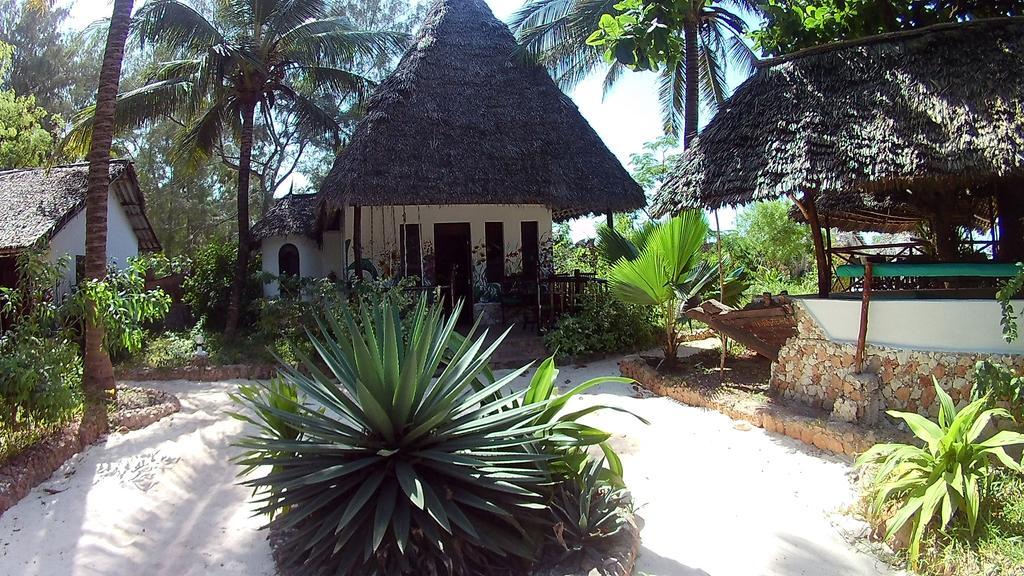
117,363,278,382
0,386,181,516
620,357,911,457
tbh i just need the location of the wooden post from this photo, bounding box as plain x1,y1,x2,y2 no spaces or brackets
606,212,614,229
714,210,727,375
854,260,873,373
338,200,349,292
352,204,362,279
791,192,830,298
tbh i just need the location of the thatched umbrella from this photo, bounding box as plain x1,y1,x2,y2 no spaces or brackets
787,191,994,234
319,0,644,271
653,17,1024,296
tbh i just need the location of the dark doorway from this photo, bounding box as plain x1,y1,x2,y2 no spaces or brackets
434,222,473,324
485,221,504,283
0,255,18,331
521,221,539,282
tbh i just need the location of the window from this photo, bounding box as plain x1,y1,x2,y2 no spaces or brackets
485,222,504,283
521,221,539,281
75,255,86,286
400,224,422,279
278,243,300,277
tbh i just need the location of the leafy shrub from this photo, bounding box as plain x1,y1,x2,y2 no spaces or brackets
182,240,262,331
72,257,172,357
0,252,82,427
545,289,658,360
234,296,634,575
856,380,1024,569
136,331,196,369
972,360,1024,420
997,262,1023,343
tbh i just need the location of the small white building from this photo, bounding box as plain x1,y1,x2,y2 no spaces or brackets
0,160,161,297
252,0,645,322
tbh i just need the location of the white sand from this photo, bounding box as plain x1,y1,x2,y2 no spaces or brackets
0,349,901,576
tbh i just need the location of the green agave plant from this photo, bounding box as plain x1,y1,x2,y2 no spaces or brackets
549,458,634,568
855,380,1024,569
232,296,632,575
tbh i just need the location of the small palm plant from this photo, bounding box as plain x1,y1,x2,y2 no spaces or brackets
233,296,631,575
599,211,746,361
855,380,1024,569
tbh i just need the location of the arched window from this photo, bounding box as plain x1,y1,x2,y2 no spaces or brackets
278,243,300,278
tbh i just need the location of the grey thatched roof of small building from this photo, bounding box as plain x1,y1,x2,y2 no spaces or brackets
320,0,645,220
251,193,320,242
0,160,160,254
654,17,1024,215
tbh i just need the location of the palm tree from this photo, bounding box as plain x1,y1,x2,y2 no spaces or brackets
510,0,759,146
66,0,408,335
599,211,746,361
80,0,135,443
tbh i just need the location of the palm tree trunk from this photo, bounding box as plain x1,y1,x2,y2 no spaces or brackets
80,0,134,444
224,101,257,336
682,16,699,148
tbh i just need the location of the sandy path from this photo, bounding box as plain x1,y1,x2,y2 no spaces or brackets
0,380,275,576
503,353,902,576
0,349,900,576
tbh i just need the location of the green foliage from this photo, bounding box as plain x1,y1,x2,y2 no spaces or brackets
856,381,1024,570
996,262,1023,343
72,257,172,356
233,296,634,575
544,289,658,360
0,84,56,169
0,251,81,428
972,360,1024,421
727,200,813,279
601,211,746,360
750,0,1024,57
628,133,680,192
548,458,634,567
182,240,263,331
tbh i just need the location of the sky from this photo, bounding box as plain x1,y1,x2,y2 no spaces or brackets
63,0,750,239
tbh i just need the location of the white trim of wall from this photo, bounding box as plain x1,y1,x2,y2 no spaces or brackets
799,297,1024,354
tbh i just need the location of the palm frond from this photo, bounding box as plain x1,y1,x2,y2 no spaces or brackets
133,0,224,51
658,62,685,137
172,98,234,170
62,78,200,158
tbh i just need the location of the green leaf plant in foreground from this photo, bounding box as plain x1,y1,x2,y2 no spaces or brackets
855,379,1024,570
231,295,642,575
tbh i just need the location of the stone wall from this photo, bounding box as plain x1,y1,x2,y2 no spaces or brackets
771,302,1024,424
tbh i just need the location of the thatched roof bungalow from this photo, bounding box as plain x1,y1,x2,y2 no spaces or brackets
0,160,160,296
654,18,1024,295
318,0,643,219
254,0,643,316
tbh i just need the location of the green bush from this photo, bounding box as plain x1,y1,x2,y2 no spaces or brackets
545,289,658,360
972,360,1024,420
0,252,82,428
856,380,1024,570
182,240,263,331
233,296,634,575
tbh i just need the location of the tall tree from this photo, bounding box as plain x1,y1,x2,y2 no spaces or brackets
80,0,135,443
0,0,103,123
510,0,759,144
66,0,407,335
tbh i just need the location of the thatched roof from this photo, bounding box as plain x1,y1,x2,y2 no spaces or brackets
251,193,319,242
654,17,1024,215
788,191,994,233
0,160,160,255
320,0,644,220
